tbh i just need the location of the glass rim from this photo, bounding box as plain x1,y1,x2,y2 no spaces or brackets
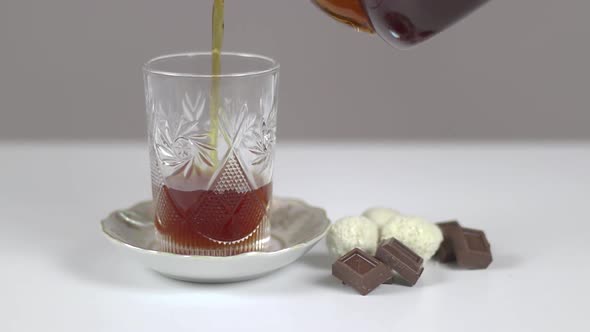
143,51,280,78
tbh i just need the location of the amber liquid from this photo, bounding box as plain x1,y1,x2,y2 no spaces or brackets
314,0,489,48
155,182,272,255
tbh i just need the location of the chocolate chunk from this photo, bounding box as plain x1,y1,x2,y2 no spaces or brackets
454,228,493,269
436,221,462,262
375,239,424,286
436,221,493,269
332,248,393,295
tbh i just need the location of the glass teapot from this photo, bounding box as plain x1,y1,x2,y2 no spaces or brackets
313,0,490,48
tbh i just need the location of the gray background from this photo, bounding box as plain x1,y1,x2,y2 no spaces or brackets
0,0,588,141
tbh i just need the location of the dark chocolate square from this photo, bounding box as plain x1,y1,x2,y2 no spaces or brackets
375,239,424,286
454,227,492,269
332,248,394,296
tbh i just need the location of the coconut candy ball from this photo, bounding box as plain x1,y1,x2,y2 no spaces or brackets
326,216,379,259
362,207,401,229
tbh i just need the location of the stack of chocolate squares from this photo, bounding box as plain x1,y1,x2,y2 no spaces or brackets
436,221,492,269
332,221,492,295
332,239,423,296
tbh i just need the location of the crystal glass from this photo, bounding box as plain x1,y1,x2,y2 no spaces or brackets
143,52,279,256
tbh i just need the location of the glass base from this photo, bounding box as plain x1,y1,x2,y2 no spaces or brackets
156,217,270,256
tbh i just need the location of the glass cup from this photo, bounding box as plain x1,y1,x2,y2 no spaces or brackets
143,52,279,256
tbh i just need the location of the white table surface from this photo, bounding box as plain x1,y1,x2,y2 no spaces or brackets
1,142,589,331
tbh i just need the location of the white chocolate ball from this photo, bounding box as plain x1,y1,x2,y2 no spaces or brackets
326,216,379,259
362,207,401,229
380,215,443,261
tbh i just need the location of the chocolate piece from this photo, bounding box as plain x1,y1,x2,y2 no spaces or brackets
436,222,493,269
454,228,493,269
375,239,424,286
436,221,462,262
332,248,393,295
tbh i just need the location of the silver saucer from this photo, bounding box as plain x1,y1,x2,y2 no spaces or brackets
101,197,331,283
